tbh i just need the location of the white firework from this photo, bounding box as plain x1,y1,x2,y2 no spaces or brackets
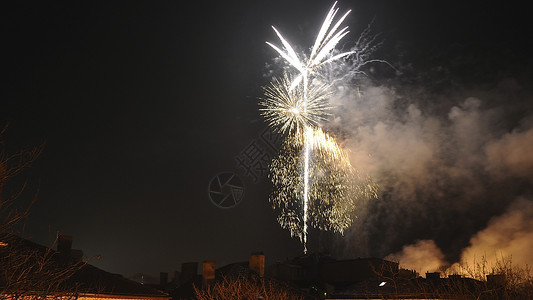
266,1,354,253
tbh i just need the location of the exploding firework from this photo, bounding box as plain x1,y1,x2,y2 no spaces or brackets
265,2,354,87
259,72,332,135
263,1,379,252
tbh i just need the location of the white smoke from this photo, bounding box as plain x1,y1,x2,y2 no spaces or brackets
485,128,533,181
327,74,533,270
390,197,533,277
451,197,533,272
386,240,446,275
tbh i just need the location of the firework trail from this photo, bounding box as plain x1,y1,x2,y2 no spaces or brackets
263,2,378,252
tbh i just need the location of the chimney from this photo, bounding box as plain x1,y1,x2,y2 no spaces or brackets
180,262,198,282
160,272,168,287
249,252,265,277
426,272,441,280
57,235,72,261
202,261,215,289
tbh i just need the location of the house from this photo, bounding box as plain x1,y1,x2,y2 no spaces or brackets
146,251,513,300
160,253,310,299
175,252,489,299
267,253,491,299
0,233,170,300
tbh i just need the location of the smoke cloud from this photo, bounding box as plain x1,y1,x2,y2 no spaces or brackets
485,128,533,181
389,197,533,276
323,48,533,273
386,240,446,275
452,197,533,271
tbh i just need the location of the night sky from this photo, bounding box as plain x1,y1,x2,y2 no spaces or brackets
2,1,532,279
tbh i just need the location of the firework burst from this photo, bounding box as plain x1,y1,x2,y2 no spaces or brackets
262,1,379,252
259,72,332,135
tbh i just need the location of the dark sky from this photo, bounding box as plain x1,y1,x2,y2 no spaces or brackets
2,1,532,278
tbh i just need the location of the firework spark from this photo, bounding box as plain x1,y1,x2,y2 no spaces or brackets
265,1,354,252
263,1,378,252
259,72,331,135
265,2,354,87
269,128,378,239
